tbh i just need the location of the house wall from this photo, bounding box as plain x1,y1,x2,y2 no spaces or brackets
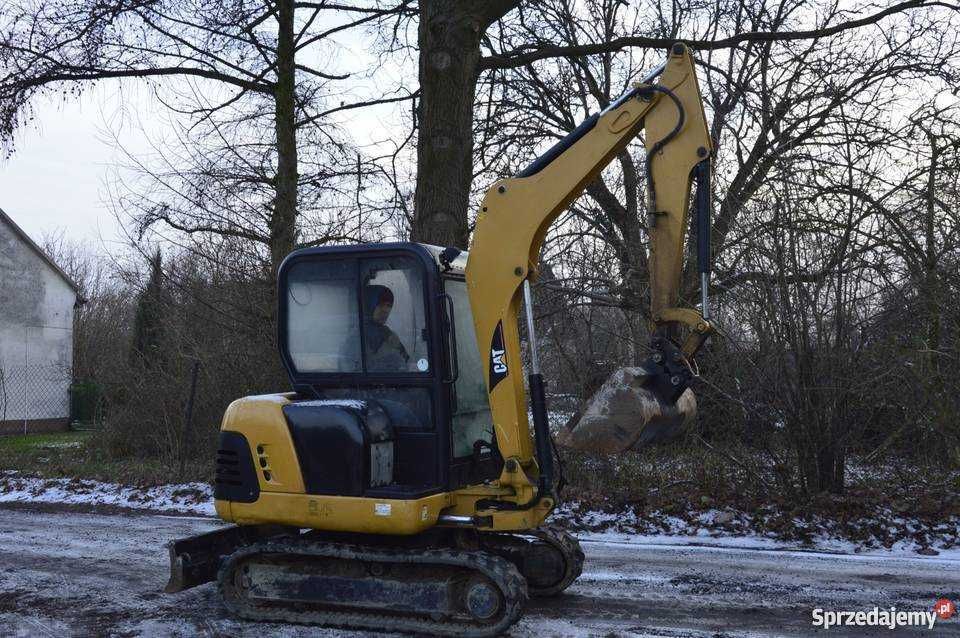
0,220,76,433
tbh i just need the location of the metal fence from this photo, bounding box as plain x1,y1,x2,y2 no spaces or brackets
0,364,71,427
0,322,74,432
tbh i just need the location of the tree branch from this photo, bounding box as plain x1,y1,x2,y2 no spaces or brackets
7,66,273,94
296,89,419,127
479,1,956,70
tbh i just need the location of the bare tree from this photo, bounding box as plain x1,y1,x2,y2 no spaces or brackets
408,0,519,248
466,0,960,493
387,0,957,247
0,0,412,274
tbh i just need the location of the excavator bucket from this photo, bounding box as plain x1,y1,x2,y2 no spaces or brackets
555,367,696,454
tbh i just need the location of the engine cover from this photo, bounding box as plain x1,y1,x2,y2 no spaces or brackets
282,399,394,496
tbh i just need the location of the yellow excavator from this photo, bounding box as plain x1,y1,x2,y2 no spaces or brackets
166,42,714,636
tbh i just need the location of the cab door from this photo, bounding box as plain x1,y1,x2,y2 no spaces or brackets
442,276,502,487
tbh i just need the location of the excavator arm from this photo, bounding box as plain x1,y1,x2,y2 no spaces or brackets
465,43,714,509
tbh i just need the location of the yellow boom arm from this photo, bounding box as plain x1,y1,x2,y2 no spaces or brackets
465,43,713,475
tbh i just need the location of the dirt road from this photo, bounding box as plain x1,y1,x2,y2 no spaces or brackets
1,504,957,637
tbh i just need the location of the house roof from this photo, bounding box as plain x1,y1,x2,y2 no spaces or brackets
0,208,80,295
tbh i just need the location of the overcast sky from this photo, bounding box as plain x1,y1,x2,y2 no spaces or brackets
0,87,139,253
0,14,401,258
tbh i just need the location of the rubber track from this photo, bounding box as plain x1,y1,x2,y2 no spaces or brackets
526,527,585,597
217,539,527,637
482,526,585,597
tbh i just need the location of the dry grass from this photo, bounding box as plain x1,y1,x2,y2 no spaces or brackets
0,430,211,485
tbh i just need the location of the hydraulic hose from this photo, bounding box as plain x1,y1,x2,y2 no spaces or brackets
639,84,685,220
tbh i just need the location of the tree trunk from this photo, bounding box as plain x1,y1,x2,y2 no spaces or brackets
411,0,518,248
921,131,949,461
923,133,941,366
271,0,299,276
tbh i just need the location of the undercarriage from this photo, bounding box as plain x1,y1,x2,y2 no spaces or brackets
168,525,583,637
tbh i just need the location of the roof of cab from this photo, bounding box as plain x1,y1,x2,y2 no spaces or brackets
417,243,469,276
278,241,469,277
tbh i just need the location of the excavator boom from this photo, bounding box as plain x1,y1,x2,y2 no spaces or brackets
466,42,713,464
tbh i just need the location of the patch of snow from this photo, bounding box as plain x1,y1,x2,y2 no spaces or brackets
578,531,960,563
239,393,294,404
0,472,214,516
698,508,737,525
295,399,367,410
547,411,573,432
550,500,960,559
580,568,671,584
579,509,620,527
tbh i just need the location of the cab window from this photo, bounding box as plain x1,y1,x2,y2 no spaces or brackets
284,256,430,375
445,278,495,457
286,260,360,373
361,257,430,374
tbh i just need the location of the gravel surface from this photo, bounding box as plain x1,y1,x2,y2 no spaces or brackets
2,503,958,637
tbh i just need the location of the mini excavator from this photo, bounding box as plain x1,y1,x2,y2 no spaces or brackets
166,43,714,636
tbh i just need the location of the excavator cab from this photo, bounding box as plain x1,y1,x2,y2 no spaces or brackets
277,242,501,498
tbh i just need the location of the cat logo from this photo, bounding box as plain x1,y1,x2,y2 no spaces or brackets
492,349,507,374
488,321,509,390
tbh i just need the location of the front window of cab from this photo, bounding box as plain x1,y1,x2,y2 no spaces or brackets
285,256,429,374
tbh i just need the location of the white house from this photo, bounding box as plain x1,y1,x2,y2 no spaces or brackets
0,210,80,434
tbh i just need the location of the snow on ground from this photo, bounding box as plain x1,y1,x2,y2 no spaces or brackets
577,530,960,562
1,470,957,562
3,506,958,637
550,499,960,558
0,471,214,515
